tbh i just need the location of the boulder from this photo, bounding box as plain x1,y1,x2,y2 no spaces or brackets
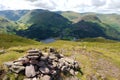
25,64,36,78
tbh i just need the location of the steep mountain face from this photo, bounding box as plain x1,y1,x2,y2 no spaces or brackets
69,20,106,38
0,10,28,21
0,17,18,34
17,9,71,40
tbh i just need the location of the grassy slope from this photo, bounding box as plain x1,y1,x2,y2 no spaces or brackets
0,34,41,48
0,17,18,34
97,14,120,32
60,11,82,23
0,10,28,21
0,37,120,80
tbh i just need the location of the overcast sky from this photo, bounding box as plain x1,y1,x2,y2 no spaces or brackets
0,0,120,14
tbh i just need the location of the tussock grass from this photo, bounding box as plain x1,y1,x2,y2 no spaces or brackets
0,38,120,79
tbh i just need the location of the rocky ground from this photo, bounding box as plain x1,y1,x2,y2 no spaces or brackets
3,48,81,80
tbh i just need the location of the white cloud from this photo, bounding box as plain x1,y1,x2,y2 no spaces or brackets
0,0,36,10
0,0,120,14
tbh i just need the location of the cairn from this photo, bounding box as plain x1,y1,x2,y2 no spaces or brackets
4,48,80,80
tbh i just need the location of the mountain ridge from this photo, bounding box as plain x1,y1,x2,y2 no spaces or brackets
0,9,120,41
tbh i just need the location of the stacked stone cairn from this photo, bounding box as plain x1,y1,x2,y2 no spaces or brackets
4,48,80,80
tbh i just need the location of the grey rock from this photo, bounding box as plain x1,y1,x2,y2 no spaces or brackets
13,62,23,66
69,69,75,75
27,50,40,53
10,65,25,73
74,63,79,69
4,62,13,68
40,56,48,61
65,58,74,64
27,56,39,59
40,75,51,80
37,61,45,67
51,70,57,75
25,64,36,78
18,57,28,61
61,66,67,71
52,62,58,68
27,53,41,56
39,67,50,74
49,55,57,60
30,60,38,65
32,77,38,80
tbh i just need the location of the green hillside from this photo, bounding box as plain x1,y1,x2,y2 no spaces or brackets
17,9,71,40
0,34,40,48
0,10,28,21
60,11,82,23
0,38,120,80
60,11,120,40
97,14,120,32
0,17,18,34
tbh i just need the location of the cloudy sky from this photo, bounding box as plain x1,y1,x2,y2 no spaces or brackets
0,0,120,14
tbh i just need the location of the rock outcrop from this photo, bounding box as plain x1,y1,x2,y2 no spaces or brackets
4,48,81,80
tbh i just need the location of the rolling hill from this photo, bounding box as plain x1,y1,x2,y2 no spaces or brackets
59,11,120,40
0,9,120,41
17,9,71,40
59,11,82,23
0,17,18,34
0,10,28,21
0,34,40,48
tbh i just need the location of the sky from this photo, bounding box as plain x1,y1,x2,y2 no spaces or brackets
0,0,120,14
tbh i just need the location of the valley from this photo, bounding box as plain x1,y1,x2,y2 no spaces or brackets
0,9,120,80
